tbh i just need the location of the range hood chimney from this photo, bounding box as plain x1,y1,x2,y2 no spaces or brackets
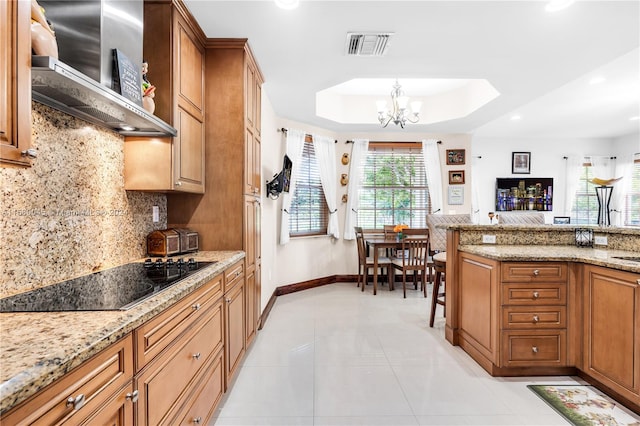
33,0,176,137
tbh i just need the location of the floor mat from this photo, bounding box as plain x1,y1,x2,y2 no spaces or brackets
528,384,640,426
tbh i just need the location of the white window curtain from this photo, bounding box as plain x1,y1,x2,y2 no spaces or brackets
343,139,369,240
612,154,634,226
471,155,481,224
589,156,615,181
564,156,583,216
312,134,339,239
279,129,306,245
422,139,443,214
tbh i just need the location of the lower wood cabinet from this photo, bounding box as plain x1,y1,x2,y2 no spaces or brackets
1,334,135,425
2,261,253,425
582,265,640,404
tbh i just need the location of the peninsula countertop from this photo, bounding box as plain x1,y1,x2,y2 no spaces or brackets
458,245,640,274
0,251,244,414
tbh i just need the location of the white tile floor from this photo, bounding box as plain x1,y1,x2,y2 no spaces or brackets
212,282,581,426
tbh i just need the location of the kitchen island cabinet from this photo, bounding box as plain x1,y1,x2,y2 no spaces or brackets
583,265,640,406
0,0,32,167
124,0,205,193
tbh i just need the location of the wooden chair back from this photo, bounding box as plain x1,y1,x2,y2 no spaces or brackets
354,226,366,263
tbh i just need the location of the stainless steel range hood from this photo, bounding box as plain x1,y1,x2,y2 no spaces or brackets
32,56,176,137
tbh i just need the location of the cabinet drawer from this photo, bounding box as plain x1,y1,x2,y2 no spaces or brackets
224,261,244,292
2,334,133,425
501,262,567,283
136,301,224,426
135,273,223,370
502,330,566,367
502,306,566,329
502,283,566,305
173,349,224,426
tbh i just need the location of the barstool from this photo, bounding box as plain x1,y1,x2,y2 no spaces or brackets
430,251,446,327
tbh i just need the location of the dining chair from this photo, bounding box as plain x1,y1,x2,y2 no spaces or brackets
426,214,472,326
354,226,393,292
391,228,429,298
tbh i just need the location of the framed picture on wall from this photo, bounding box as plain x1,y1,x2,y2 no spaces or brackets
448,186,464,205
512,152,531,174
446,149,466,165
448,170,465,184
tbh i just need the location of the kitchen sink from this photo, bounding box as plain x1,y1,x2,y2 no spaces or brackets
612,256,640,263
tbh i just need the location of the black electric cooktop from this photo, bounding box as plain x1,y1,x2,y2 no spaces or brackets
0,259,215,312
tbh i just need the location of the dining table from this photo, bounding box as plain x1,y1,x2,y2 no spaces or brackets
364,236,405,295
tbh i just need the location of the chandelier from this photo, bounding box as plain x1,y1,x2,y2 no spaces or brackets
376,80,422,128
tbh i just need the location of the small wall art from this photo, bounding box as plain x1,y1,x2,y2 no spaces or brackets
448,186,464,205
446,149,466,165
448,170,465,184
512,152,531,174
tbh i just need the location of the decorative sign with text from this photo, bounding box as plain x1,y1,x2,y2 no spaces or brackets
112,49,142,106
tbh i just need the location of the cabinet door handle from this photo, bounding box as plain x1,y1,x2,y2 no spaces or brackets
192,352,201,360
193,417,202,424
532,291,539,299
532,315,539,323
175,181,182,186
192,303,201,311
532,346,538,353
226,297,232,303
532,269,540,276
21,148,37,158
126,390,139,403
66,394,86,410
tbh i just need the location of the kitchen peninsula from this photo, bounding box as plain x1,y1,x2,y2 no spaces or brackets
443,224,640,412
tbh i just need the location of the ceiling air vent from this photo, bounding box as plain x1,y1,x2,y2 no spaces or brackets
345,32,394,56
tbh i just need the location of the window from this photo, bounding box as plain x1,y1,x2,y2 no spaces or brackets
624,158,640,226
571,164,599,225
289,141,329,236
357,143,430,229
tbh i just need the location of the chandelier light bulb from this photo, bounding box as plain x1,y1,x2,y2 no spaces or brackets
377,79,421,128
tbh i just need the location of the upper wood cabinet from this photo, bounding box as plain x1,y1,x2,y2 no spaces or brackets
1,0,32,167
124,0,205,193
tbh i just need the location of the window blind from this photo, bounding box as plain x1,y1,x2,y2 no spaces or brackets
289,141,329,236
357,143,430,229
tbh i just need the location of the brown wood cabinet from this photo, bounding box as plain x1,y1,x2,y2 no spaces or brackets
168,39,263,346
124,0,205,193
582,265,640,404
2,334,135,425
224,261,246,389
134,273,224,426
0,0,32,167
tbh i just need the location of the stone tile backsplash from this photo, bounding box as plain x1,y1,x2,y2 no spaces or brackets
0,103,167,297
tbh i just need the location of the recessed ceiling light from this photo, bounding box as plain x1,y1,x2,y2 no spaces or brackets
589,76,606,85
545,0,575,12
510,115,522,121
275,0,299,10
630,116,640,121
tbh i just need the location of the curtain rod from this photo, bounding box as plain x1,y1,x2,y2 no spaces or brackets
345,140,442,144
563,156,617,159
278,127,337,143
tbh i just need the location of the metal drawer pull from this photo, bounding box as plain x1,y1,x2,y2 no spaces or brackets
126,390,139,403
192,303,201,311
532,291,539,299
532,315,539,323
66,394,85,410
532,346,538,353
532,269,540,276
192,352,201,360
193,417,202,424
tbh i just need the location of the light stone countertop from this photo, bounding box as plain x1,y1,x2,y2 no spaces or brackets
458,245,640,274
0,251,244,414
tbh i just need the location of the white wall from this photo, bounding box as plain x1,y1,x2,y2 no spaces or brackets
612,132,640,157
470,137,617,224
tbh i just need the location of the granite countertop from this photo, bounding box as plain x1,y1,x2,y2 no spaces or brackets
458,245,640,274
443,224,640,236
0,251,244,414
